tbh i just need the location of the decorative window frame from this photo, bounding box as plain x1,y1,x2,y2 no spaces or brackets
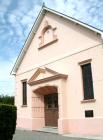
78,59,96,103
78,59,92,66
38,21,58,49
21,79,27,107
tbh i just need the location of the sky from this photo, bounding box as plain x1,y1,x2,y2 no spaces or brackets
0,0,103,96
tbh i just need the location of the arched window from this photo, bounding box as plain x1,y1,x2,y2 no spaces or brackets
38,21,57,48
42,25,53,45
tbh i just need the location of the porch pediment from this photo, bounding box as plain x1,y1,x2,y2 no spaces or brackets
28,67,68,86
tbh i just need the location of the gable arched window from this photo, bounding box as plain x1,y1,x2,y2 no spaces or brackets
42,25,53,45
38,21,58,49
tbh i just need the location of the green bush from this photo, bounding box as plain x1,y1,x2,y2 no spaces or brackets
0,104,17,140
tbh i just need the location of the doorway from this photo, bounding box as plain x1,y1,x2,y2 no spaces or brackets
44,93,58,127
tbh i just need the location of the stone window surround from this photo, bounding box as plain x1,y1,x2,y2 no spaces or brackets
38,21,58,49
78,59,96,103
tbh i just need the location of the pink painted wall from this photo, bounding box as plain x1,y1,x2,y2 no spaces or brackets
15,11,103,135
17,12,101,74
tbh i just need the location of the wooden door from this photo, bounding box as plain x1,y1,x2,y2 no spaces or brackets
44,93,58,127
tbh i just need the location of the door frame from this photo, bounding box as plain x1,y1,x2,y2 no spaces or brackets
44,93,58,127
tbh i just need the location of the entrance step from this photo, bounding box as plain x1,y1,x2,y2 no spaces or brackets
37,127,58,134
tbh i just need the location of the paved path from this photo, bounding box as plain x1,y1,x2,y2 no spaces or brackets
13,130,102,140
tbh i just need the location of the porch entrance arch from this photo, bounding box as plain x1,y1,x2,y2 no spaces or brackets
28,67,68,132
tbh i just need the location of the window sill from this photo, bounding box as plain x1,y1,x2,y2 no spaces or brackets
21,105,27,107
38,38,58,50
81,99,96,103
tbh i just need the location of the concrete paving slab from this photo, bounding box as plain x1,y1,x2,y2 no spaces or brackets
13,130,103,140
63,134,103,140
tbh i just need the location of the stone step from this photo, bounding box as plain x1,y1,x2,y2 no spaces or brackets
37,127,58,134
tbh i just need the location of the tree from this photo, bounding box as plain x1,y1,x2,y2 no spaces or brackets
0,95,14,105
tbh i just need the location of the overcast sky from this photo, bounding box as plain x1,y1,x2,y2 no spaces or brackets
0,0,103,95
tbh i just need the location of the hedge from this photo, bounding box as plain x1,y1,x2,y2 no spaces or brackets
0,104,17,140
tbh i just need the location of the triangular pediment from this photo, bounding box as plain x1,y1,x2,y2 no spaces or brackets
28,67,67,85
